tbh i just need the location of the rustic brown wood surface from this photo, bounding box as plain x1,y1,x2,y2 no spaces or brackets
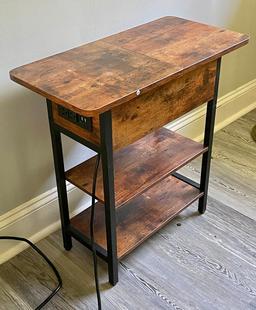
10,16,248,117
52,61,216,150
52,62,216,150
66,127,207,207
112,61,216,149
71,175,202,259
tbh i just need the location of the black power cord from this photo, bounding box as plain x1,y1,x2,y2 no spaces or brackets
0,236,62,309
0,154,102,309
90,153,102,309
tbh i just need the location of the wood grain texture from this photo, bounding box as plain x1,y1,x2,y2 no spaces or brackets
71,175,202,259
112,60,216,149
103,16,249,69
10,16,248,117
66,127,207,207
52,60,216,150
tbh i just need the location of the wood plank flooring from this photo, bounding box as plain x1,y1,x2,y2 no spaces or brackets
0,109,255,310
180,109,256,221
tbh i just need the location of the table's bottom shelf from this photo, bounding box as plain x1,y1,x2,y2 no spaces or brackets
70,175,203,259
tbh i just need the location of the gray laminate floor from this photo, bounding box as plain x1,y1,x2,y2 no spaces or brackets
0,110,255,310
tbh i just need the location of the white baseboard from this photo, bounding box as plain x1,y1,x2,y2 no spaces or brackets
0,183,91,264
166,78,256,141
1,78,256,264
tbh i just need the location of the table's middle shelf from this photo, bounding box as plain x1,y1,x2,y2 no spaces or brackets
66,127,207,208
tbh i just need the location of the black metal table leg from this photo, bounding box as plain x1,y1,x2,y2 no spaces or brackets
46,99,72,250
99,111,118,286
198,58,222,214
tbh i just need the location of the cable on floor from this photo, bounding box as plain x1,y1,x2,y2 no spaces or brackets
0,154,102,309
0,236,62,309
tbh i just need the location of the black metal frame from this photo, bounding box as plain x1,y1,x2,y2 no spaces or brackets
198,58,222,214
172,172,200,189
46,58,221,286
47,100,118,285
47,99,72,251
99,111,118,285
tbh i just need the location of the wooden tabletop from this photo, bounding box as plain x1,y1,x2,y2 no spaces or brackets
10,16,249,117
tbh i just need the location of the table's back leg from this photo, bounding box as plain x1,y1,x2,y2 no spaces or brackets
198,58,222,214
46,99,72,250
99,111,119,286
